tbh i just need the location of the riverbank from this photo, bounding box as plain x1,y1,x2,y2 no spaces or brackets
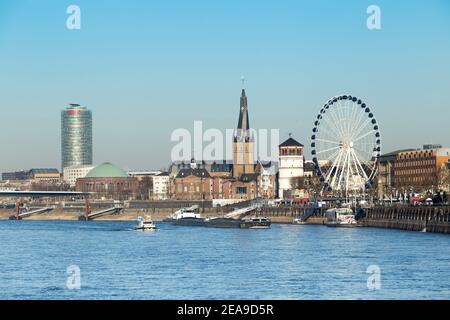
3,206,449,234
0,209,216,221
0,208,326,225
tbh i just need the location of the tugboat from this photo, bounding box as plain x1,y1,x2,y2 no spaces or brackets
134,215,157,231
324,208,358,227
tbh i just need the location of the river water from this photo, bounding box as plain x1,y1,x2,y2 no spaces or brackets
0,220,449,299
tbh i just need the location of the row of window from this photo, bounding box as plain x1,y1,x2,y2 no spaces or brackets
395,160,436,167
398,152,434,159
396,168,436,175
280,149,303,156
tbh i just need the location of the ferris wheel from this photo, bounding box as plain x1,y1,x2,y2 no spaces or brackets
311,94,381,196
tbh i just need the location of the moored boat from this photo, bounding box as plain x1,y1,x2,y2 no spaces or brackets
293,217,307,225
324,208,358,227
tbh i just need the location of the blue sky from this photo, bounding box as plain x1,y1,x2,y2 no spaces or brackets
0,0,449,172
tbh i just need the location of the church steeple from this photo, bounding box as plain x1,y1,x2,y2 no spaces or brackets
233,77,255,178
236,77,251,142
237,87,249,131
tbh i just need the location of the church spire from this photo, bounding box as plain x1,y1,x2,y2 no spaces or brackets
237,76,250,132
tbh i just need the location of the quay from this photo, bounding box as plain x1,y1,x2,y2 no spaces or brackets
257,205,450,234
360,206,450,234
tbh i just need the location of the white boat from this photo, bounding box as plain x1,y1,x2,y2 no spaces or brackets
293,218,307,225
324,208,358,227
135,215,157,231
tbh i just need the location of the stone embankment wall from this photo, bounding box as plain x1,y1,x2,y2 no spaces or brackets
361,206,450,234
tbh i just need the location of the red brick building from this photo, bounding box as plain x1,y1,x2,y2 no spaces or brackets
76,162,138,200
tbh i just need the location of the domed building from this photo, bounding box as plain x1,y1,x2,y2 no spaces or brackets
76,162,138,200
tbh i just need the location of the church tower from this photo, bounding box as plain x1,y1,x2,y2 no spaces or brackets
233,78,254,177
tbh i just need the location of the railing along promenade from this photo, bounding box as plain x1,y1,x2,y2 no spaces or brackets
361,205,450,234
257,204,450,234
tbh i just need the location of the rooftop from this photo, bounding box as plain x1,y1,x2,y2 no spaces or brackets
279,137,304,147
176,168,211,179
85,162,128,179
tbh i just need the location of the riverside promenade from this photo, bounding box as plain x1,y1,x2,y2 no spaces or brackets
258,205,450,234
360,206,450,234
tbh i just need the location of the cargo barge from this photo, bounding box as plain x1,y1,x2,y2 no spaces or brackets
164,206,271,229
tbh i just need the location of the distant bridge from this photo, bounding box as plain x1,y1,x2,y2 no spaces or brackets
9,207,54,220
0,191,90,198
79,206,124,221
0,190,97,221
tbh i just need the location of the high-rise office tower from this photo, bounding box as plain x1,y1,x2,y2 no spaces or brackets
61,104,93,170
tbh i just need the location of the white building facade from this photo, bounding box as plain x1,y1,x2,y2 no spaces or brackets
63,164,95,187
278,137,304,199
152,172,170,200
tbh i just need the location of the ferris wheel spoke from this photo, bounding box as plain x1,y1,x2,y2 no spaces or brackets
331,102,347,138
353,143,373,157
349,150,365,183
322,150,342,182
346,101,352,138
353,147,374,172
316,146,341,155
350,149,369,182
315,138,341,145
351,123,371,143
329,150,344,189
352,130,374,143
338,102,349,138
351,118,372,142
346,152,351,193
353,148,373,165
323,148,341,163
325,149,344,182
336,150,349,190
315,138,341,146
349,103,365,139
317,104,345,140
319,120,343,142
346,100,353,138
327,107,346,138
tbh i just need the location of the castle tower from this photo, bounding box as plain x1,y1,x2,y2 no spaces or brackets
233,78,254,177
278,135,304,199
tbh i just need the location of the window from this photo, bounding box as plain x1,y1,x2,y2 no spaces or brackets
236,187,247,194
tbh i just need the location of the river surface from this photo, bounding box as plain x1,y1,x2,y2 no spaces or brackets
0,220,449,299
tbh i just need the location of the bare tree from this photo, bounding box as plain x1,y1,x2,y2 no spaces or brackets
137,176,153,200
290,176,323,198
437,164,450,192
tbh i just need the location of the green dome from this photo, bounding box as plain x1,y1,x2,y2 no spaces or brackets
85,162,128,178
